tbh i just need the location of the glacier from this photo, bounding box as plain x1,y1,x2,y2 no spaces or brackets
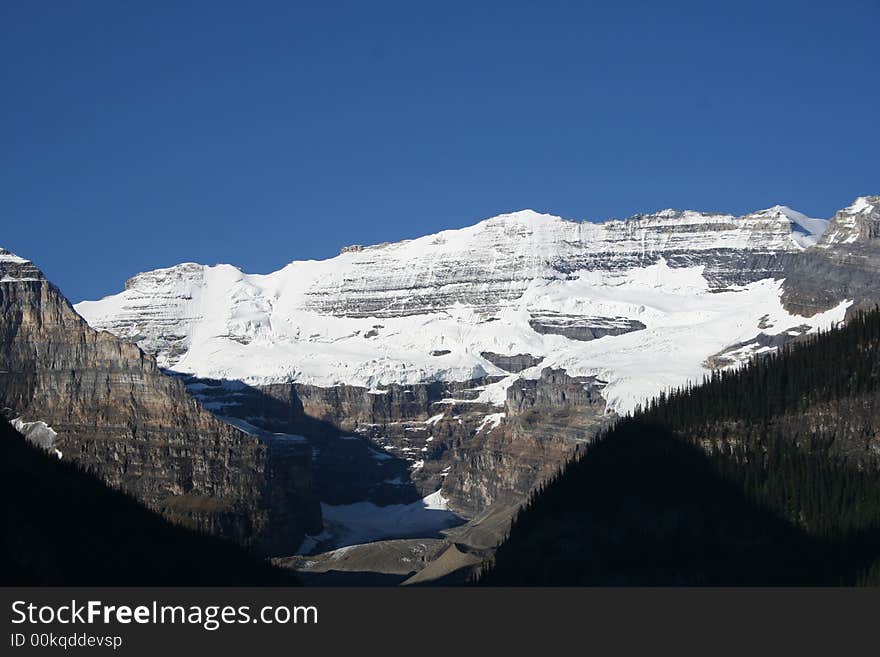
75,204,851,414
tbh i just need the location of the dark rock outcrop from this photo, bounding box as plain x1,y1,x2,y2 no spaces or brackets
528,313,646,341
506,368,607,418
0,249,320,555
480,351,544,373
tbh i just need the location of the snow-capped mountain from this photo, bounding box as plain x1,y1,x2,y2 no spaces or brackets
75,203,853,414
817,196,880,246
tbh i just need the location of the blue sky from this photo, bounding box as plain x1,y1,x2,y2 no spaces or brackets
2,1,878,301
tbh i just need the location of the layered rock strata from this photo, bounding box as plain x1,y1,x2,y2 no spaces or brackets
0,249,319,555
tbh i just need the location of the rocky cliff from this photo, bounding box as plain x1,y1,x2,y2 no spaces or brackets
782,197,880,317
182,367,607,520
435,369,609,516
0,249,319,555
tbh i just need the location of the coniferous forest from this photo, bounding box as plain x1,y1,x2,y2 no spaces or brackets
481,309,880,585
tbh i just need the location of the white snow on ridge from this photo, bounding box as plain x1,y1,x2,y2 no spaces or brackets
74,206,844,415
818,197,878,247
849,197,874,214
0,248,40,282
516,273,850,412
78,259,849,414
0,249,29,264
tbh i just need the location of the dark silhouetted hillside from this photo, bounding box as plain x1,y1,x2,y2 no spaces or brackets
482,309,880,585
1,418,299,585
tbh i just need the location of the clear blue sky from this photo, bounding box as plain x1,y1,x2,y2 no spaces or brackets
2,1,878,302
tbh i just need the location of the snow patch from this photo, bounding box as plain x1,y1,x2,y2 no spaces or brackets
11,418,61,458
315,490,461,550
476,412,505,433
217,415,307,443
0,250,29,264
424,412,446,426
849,197,874,214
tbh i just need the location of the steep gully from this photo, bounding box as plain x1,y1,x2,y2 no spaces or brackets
183,365,609,582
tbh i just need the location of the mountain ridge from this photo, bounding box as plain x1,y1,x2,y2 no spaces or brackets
4,195,878,582
78,202,830,287
73,200,862,414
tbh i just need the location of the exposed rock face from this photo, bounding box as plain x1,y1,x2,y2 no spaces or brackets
298,207,826,318
506,368,607,419
816,196,880,245
181,369,608,520
480,351,544,373
782,197,880,317
0,249,319,555
528,313,646,341
702,326,812,369
10,418,60,455
190,376,494,433
184,376,500,508
437,369,609,517
295,381,456,430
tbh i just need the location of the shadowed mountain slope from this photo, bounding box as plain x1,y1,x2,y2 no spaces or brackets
482,309,880,585
0,247,319,556
0,417,299,585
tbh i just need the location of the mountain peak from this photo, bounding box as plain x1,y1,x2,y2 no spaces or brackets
817,195,880,247
482,209,566,225
0,248,44,282
749,205,828,248
845,196,879,214
0,248,30,265
759,204,800,217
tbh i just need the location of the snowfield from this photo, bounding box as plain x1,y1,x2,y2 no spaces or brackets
299,490,463,553
75,205,848,414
